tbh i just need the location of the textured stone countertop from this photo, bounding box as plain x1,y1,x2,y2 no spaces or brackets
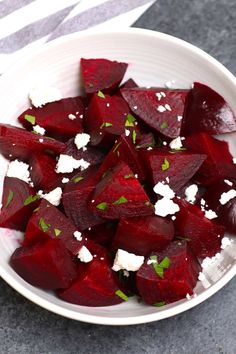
0,0,236,353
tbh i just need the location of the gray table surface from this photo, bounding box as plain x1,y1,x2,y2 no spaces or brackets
1,0,236,353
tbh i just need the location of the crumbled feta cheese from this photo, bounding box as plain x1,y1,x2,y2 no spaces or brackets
106,103,110,107
157,105,166,113
112,249,144,272
153,182,175,199
169,137,183,150
77,246,93,263
7,160,30,183
62,177,69,183
221,236,233,249
74,133,90,150
133,106,137,110
155,92,162,101
163,141,167,146
123,270,130,277
37,190,43,196
147,258,157,265
68,113,76,120
56,154,90,173
154,197,180,217
171,216,176,221
33,125,45,135
125,129,130,136
166,177,170,183
164,104,171,111
224,179,233,186
73,231,82,241
177,115,183,121
185,184,198,203
233,157,236,164
204,209,218,220
134,174,138,178
219,189,236,205
200,198,206,206
186,293,191,300
42,187,62,206
39,138,44,143
147,147,153,150
198,272,206,281
79,114,83,119
29,86,62,107
160,91,166,97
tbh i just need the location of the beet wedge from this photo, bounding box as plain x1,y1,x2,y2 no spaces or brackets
97,134,146,181
184,133,236,185
58,257,125,306
11,239,77,290
91,161,154,219
65,138,105,166
0,177,39,231
112,216,174,256
136,241,201,305
18,97,84,141
62,166,105,231
121,88,188,138
174,199,225,258
23,199,83,255
81,58,128,94
139,148,206,192
0,124,65,161
182,82,236,136
85,93,129,147
84,222,117,247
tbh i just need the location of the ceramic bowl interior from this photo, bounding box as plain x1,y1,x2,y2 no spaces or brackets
0,28,235,325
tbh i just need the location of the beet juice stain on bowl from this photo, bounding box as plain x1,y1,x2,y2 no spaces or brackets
0,29,235,325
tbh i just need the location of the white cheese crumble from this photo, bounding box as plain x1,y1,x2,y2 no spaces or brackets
177,115,183,121
68,113,76,120
112,249,144,272
198,272,206,281
7,160,30,183
155,92,162,101
106,103,110,107
163,141,167,146
73,231,82,241
133,106,137,110
123,270,130,277
171,216,176,221
224,179,233,186
185,184,198,203
29,86,62,107
219,189,236,205
157,105,166,113
164,104,171,111
77,246,93,263
74,133,90,150
42,187,62,206
147,258,157,265
154,197,180,217
204,209,218,220
153,182,175,199
125,129,130,136
186,293,192,300
62,177,69,183
147,147,153,150
201,253,221,269
221,236,233,249
33,125,45,135
169,137,183,150
200,198,206,206
39,138,44,143
56,154,90,173
233,157,236,164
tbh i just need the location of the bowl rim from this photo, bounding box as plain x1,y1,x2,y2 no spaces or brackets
0,27,235,325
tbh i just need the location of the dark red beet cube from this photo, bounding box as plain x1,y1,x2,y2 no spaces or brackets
112,216,174,256
84,222,117,247
23,199,83,255
184,133,236,185
0,124,65,162
174,199,225,258
84,93,129,146
58,257,125,306
139,148,206,192
121,88,188,138
62,166,105,231
81,58,128,94
11,239,77,290
136,241,201,305
182,82,236,136
18,97,84,141
0,177,39,231
91,161,154,219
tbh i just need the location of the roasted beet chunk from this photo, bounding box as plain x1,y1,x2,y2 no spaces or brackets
139,148,206,192
23,199,83,255
136,241,200,305
0,177,39,231
81,58,128,94
121,88,188,138
182,82,236,136
91,161,154,219
174,199,225,258
184,133,236,185
112,216,174,256
18,97,84,141
11,239,77,290
62,166,105,231
84,222,117,247
0,124,65,161
58,258,126,306
64,138,105,166
84,93,129,147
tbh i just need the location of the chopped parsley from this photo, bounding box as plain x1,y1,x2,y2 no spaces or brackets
160,121,168,129
125,113,136,127
100,122,113,128
54,228,61,237
24,114,36,125
113,196,128,205
169,147,187,153
97,90,105,98
73,176,84,183
96,202,107,210
23,194,39,206
132,130,137,144
115,289,129,301
39,218,51,232
113,142,122,153
153,301,166,307
161,158,170,171
124,174,134,179
5,190,14,208
177,236,191,242
150,255,171,279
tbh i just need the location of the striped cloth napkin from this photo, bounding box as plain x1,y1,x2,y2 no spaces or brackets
0,0,156,73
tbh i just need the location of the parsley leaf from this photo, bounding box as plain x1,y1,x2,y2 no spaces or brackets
169,148,187,153
39,218,51,232
96,202,107,210
159,256,170,269
125,113,136,127
54,228,61,237
5,190,14,208
113,142,122,153
73,176,84,183
115,289,129,301
113,196,128,205
153,301,166,307
24,194,39,206
124,174,134,179
100,122,113,128
24,114,36,125
97,91,105,98
132,130,137,144
150,256,171,279
177,236,191,242
160,121,168,129
161,158,170,171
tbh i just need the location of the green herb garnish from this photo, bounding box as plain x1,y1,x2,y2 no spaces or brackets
113,196,128,205
169,148,187,153
5,190,14,208
39,218,51,232
54,228,61,237
24,114,36,125
97,90,105,98
96,202,107,210
160,121,168,129
73,176,84,183
125,113,136,127
149,255,170,279
177,236,191,242
124,174,134,179
161,158,170,171
153,301,166,307
33,207,40,213
132,130,137,144
100,122,113,128
115,289,129,301
113,142,122,153
23,194,39,206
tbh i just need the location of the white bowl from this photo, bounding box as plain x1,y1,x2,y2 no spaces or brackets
0,28,235,325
